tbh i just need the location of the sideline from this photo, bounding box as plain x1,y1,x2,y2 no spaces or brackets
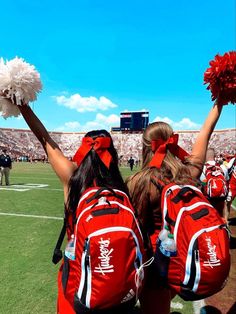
0,212,63,220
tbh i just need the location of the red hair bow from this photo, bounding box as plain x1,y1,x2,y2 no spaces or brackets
149,134,189,168
73,136,112,168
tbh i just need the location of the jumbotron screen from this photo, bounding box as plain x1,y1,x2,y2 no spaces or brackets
120,111,149,131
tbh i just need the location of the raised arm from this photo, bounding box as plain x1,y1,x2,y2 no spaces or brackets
189,102,223,178
18,105,77,186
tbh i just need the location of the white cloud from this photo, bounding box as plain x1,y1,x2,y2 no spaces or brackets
65,121,81,129
153,116,201,130
174,118,201,129
95,113,120,124
54,93,117,112
153,116,173,124
54,113,120,132
123,108,147,112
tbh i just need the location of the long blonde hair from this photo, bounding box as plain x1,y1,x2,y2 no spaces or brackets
127,122,199,227
142,121,193,180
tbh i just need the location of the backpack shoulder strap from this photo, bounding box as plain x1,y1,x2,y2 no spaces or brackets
52,217,66,265
52,205,74,265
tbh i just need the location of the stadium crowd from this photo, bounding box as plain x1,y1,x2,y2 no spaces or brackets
0,127,235,164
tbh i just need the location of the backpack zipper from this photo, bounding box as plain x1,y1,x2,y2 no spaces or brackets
74,201,144,246
81,241,90,305
173,201,212,245
162,184,205,230
183,224,222,292
77,238,91,306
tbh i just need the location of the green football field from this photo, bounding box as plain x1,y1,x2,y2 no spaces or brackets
0,162,234,314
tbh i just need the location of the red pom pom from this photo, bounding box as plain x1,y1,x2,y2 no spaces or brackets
204,51,236,105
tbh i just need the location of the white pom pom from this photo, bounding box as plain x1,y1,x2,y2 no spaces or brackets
0,57,42,118
0,96,20,118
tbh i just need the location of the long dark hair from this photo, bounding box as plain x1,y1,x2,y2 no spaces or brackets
67,129,128,214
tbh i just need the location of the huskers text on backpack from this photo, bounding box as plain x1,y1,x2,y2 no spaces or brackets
57,187,146,313
156,183,230,301
205,164,228,199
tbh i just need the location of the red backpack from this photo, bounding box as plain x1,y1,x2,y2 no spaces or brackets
55,187,146,313
205,163,228,199
155,183,230,301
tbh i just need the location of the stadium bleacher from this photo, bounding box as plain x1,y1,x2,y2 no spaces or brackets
0,127,235,163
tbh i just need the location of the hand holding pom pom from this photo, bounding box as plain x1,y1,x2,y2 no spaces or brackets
204,51,236,106
0,57,42,118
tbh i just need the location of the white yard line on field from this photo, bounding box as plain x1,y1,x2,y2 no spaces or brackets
0,183,63,192
11,176,59,181
0,212,63,220
193,299,206,314
35,188,63,191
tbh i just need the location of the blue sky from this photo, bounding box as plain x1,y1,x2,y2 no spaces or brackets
0,0,235,131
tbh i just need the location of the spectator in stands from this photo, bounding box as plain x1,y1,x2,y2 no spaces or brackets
128,156,135,171
126,102,225,314
0,148,12,185
0,125,235,161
